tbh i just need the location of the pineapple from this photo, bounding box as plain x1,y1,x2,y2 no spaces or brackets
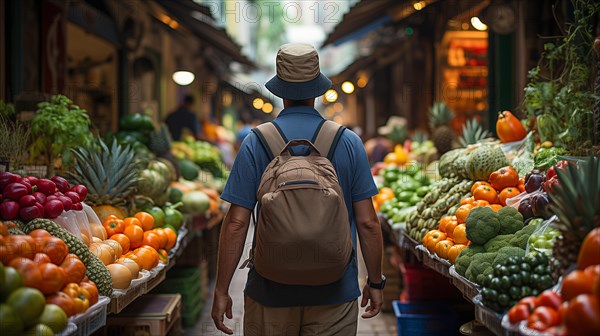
148,123,172,156
459,119,491,147
549,157,600,277
429,102,455,155
67,138,140,221
411,130,428,144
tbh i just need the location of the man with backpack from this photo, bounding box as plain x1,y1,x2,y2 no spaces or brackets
212,43,384,335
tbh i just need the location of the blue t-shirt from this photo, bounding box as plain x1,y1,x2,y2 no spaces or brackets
220,106,378,307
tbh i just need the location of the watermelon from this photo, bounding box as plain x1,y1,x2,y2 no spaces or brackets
465,145,509,181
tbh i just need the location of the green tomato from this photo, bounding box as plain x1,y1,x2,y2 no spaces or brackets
498,294,510,307
6,288,46,328
37,304,67,333
23,324,55,336
500,276,512,290
0,267,23,301
0,304,23,336
164,207,184,231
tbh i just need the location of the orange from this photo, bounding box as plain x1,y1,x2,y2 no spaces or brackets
136,246,159,269
134,212,155,231
472,200,490,207
460,196,474,206
445,220,459,240
124,224,144,247
453,224,469,244
499,187,521,206
488,204,503,212
153,229,168,249
471,181,491,195
123,217,142,228
455,204,474,224
142,231,161,251
163,228,177,251
110,233,131,254
473,185,499,204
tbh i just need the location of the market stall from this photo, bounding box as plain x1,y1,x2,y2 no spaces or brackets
0,96,228,335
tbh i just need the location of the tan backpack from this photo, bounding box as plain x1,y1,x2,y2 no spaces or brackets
242,120,353,286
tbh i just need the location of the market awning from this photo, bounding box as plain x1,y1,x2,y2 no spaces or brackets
157,0,255,68
322,0,442,47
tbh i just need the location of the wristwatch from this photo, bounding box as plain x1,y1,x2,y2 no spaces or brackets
367,275,386,290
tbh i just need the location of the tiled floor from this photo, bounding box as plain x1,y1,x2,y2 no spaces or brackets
184,231,397,335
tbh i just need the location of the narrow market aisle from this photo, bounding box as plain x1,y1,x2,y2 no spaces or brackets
187,229,397,335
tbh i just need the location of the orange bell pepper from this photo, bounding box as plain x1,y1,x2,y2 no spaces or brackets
103,216,125,237
62,283,91,314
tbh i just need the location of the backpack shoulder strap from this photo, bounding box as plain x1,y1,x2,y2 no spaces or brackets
313,120,346,160
252,122,287,161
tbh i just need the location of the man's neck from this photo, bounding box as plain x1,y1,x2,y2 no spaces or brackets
283,99,315,108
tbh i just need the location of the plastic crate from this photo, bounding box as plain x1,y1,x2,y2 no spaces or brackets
152,267,204,312
106,294,182,336
181,294,203,327
392,300,460,336
400,263,462,302
56,322,77,336
70,296,110,336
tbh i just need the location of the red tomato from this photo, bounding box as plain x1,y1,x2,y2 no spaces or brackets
60,254,86,284
508,304,531,324
562,270,594,301
46,292,77,317
33,253,52,265
518,296,538,311
535,290,562,310
528,306,560,331
39,263,67,295
40,237,69,264
565,294,600,335
9,257,43,289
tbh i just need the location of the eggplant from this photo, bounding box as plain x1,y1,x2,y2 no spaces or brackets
518,197,534,220
524,170,546,193
531,192,550,219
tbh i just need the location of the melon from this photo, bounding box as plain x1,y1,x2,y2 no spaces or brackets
179,159,200,181
465,145,509,181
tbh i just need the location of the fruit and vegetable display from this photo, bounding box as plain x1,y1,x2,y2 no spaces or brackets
376,64,600,334
0,93,228,335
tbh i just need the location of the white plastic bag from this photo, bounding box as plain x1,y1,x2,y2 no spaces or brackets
525,215,560,256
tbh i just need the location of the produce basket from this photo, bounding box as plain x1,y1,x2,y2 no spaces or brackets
501,314,524,335
448,265,480,302
70,296,110,336
109,271,150,314
56,322,77,336
392,300,460,336
416,244,451,277
473,295,504,336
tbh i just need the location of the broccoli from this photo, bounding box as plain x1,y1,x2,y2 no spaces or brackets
455,245,488,276
466,207,501,245
472,252,498,265
498,206,524,235
483,234,514,252
509,220,541,249
493,246,526,265
466,260,494,284
460,245,486,258
476,266,494,285
455,255,472,276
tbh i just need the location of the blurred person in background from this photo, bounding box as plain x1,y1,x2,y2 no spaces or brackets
166,95,203,141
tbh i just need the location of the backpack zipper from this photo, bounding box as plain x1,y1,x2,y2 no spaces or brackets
278,180,319,187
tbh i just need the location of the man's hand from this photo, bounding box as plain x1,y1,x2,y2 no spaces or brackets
211,290,234,334
360,284,383,318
